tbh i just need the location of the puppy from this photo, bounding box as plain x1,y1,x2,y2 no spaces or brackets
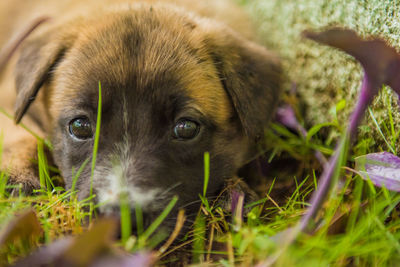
0,0,282,232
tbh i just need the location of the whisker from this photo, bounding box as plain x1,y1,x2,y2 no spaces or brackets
158,182,183,197
177,196,219,210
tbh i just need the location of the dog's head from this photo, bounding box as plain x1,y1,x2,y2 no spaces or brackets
13,4,281,231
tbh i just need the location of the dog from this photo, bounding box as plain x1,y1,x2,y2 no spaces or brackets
0,0,282,232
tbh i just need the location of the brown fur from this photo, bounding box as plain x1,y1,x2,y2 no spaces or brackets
0,0,282,228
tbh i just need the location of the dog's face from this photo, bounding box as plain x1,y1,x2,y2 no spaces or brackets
13,4,281,230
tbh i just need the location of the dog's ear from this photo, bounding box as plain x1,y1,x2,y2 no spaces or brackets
204,27,283,142
14,29,74,123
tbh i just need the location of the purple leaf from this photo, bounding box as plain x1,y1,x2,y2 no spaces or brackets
13,239,154,267
355,152,400,192
304,28,400,138
275,104,327,165
303,28,400,95
12,238,74,267
90,251,154,267
275,105,301,133
297,28,400,233
12,218,119,267
0,209,42,248
230,189,243,217
61,218,117,265
230,189,244,232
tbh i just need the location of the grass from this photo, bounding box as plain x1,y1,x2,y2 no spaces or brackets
1,94,400,265
1,1,400,266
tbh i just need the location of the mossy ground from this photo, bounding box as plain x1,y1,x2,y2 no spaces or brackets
245,0,400,152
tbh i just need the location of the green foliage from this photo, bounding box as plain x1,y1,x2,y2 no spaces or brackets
89,81,103,222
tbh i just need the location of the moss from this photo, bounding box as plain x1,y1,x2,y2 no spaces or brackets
245,0,400,151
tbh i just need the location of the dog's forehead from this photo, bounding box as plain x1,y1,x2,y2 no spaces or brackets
52,8,232,125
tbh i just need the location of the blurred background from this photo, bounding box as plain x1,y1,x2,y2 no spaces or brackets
243,0,400,151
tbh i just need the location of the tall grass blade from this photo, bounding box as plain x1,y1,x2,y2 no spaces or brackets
203,152,210,197
120,190,131,244
139,195,178,246
192,212,206,263
71,158,90,194
135,203,144,237
37,140,54,193
89,81,102,221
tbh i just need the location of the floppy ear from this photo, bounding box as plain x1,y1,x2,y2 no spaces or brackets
204,27,283,142
14,29,73,123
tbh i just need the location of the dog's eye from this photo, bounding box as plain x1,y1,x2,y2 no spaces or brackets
69,117,93,140
173,119,200,140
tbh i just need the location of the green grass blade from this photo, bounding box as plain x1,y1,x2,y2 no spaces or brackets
37,140,54,194
139,195,178,245
368,107,396,154
192,212,206,263
120,191,131,244
37,140,47,191
135,203,144,237
89,81,102,221
385,89,397,150
203,152,210,197
71,158,90,194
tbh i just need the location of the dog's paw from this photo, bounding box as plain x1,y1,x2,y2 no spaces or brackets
217,177,260,216
1,166,40,196
1,137,41,196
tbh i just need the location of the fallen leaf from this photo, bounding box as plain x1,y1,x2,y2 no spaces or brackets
12,237,74,267
61,217,118,266
298,28,400,233
12,218,118,267
303,28,400,94
355,152,400,192
275,105,301,133
90,251,154,267
0,209,42,249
